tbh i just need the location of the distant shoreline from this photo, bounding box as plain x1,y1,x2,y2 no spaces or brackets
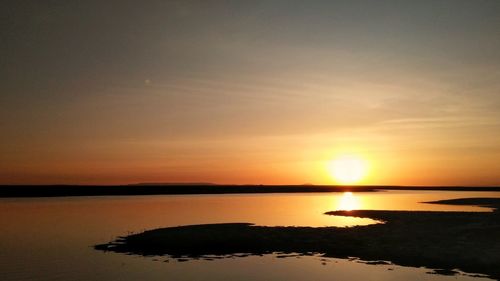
1,184,499,198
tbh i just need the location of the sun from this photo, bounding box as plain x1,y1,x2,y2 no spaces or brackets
328,155,367,184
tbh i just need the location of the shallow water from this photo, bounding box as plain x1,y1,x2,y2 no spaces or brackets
1,190,499,281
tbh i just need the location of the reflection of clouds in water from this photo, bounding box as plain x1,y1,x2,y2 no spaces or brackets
337,192,360,211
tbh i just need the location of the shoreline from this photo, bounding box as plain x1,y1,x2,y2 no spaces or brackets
95,197,500,280
1,184,500,198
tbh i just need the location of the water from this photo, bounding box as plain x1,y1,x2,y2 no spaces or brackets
1,190,499,281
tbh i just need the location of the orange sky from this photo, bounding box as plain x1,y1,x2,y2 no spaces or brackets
1,1,500,185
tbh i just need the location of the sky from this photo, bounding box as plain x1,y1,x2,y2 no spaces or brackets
1,0,500,185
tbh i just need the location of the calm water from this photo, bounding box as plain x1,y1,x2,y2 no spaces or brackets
1,190,499,281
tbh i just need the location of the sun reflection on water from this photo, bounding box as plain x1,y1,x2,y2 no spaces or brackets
337,192,360,211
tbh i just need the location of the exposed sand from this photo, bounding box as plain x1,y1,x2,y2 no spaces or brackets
95,198,500,279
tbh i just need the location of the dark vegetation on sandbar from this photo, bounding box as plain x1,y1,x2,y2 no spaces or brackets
2,184,500,198
95,198,500,280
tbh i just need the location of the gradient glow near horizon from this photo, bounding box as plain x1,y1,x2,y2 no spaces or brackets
1,1,500,185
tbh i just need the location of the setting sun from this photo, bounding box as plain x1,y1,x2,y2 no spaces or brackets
328,155,368,184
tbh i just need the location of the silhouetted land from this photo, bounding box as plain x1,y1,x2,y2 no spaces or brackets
1,184,499,197
95,198,500,279
0,185,375,197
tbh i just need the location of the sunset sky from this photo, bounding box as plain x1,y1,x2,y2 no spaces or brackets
2,1,500,185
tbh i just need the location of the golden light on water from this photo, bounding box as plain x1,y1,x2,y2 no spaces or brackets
337,192,360,211
328,155,368,184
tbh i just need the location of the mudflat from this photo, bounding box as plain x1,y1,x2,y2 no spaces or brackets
95,197,500,280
